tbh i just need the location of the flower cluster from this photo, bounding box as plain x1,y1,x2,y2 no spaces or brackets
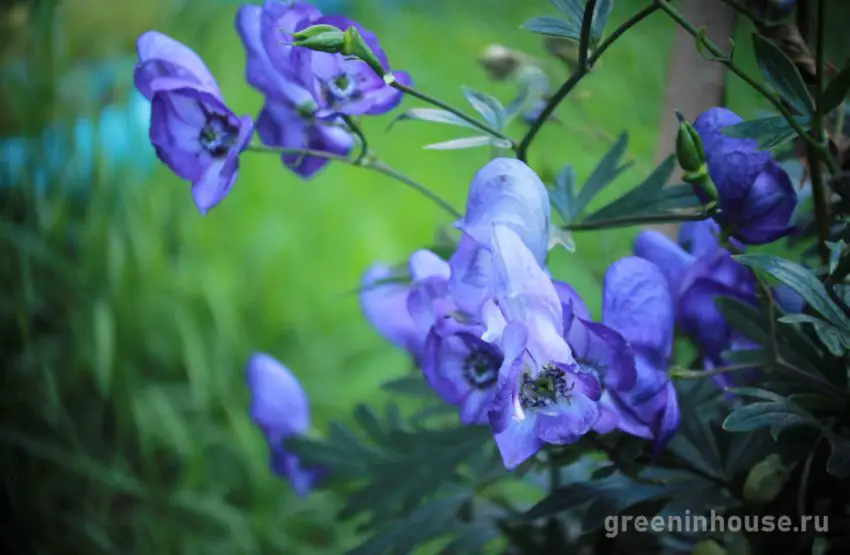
362,158,680,469
134,0,409,213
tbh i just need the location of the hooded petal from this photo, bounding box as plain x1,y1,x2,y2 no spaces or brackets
135,31,220,99
447,234,494,315
602,256,675,362
634,229,695,296
677,219,721,258
553,279,591,321
569,319,637,391
457,158,551,264
734,160,797,244
409,249,450,282
246,353,310,436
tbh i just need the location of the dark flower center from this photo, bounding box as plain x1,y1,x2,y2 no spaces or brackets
324,73,361,107
462,348,499,389
520,365,574,409
198,114,238,157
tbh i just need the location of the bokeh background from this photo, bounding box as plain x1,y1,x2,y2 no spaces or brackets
2,0,848,553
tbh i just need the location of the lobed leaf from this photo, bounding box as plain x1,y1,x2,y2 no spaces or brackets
387,108,482,132
522,16,581,41
573,131,633,217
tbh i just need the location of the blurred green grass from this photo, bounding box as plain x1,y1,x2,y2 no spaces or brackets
0,0,729,553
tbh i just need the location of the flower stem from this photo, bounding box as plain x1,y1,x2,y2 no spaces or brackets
246,145,462,219
671,363,757,380
517,2,661,162
386,78,515,148
342,114,368,163
654,0,840,176
808,0,832,265
562,211,709,231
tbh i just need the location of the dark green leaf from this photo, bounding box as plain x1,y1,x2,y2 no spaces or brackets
354,405,386,443
821,66,850,116
825,433,850,477
549,164,577,223
461,87,505,130
735,254,850,328
591,0,614,43
522,16,580,40
380,375,437,398
721,115,809,148
724,429,777,476
580,155,675,223
719,348,768,367
722,402,811,434
573,132,633,216
668,380,726,480
752,33,815,115
778,314,850,356
653,183,705,211
388,108,482,132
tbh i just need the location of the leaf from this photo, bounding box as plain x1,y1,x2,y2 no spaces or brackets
91,299,115,397
580,155,676,223
722,115,809,149
722,402,811,435
821,66,850,115
461,87,505,130
752,33,815,115
521,16,580,41
719,348,768,367
825,433,850,477
550,0,584,21
549,164,578,223
591,0,615,43
573,132,633,216
423,136,500,150
724,386,787,403
735,254,850,328
778,314,850,356
387,108,481,132
381,374,437,398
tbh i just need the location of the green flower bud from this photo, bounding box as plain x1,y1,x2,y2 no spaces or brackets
341,26,385,77
743,453,794,504
291,24,345,53
675,110,706,174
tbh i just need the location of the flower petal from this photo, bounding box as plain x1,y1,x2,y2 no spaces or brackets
246,353,310,436
634,230,694,296
360,263,418,353
135,31,220,99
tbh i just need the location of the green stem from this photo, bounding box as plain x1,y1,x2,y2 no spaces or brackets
671,363,758,380
655,0,840,176
342,114,368,163
517,3,661,162
577,0,598,71
563,211,709,231
246,145,462,219
809,0,832,265
386,78,515,147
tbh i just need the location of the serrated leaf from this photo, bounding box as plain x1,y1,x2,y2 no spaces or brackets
387,108,481,132
722,401,811,434
752,33,815,115
821,66,850,116
580,155,675,223
591,0,614,43
522,16,581,41
722,115,809,149
461,87,505,130
735,254,850,328
423,136,500,150
573,132,632,216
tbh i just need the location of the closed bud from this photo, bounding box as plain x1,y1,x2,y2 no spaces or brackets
342,26,385,77
291,24,345,53
743,453,793,504
675,110,706,173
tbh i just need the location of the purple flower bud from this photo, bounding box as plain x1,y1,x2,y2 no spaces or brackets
134,32,253,214
245,353,326,496
693,107,797,245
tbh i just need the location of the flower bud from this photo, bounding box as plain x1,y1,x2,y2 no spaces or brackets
675,110,705,172
341,26,385,77
743,453,793,504
291,24,346,53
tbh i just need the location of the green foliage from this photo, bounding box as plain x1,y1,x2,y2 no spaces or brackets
721,115,809,148
751,33,814,116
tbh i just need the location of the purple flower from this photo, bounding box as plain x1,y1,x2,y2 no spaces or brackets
246,353,326,496
635,220,760,387
449,158,552,316
693,107,797,245
360,249,450,364
135,31,253,214
291,15,412,117
486,225,601,470
236,2,354,178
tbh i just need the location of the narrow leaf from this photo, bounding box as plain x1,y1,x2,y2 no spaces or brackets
550,0,584,22
388,108,481,132
580,155,676,223
722,115,809,149
735,254,850,328
591,0,614,43
461,87,505,130
522,16,580,41
549,164,577,223
821,66,850,116
752,33,815,115
722,402,810,433
423,136,495,150
573,132,632,217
